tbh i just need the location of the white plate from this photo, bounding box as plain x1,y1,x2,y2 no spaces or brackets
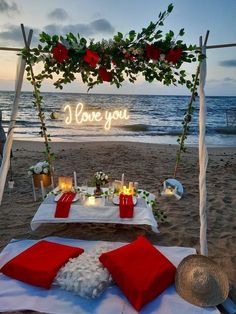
54,193,79,202
112,195,137,206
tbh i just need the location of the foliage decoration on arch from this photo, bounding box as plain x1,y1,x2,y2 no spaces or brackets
21,3,202,173
22,4,200,91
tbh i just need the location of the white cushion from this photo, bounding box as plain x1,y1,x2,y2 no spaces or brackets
54,244,114,298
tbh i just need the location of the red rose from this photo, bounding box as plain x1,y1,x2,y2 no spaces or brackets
165,48,183,64
146,44,161,60
83,49,100,68
124,53,135,61
98,67,113,82
52,43,69,63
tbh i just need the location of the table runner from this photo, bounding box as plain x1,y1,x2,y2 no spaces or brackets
31,189,159,232
0,237,220,314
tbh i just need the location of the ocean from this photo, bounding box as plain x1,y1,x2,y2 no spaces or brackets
0,91,236,146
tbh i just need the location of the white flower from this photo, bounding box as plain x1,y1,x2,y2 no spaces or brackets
43,167,49,174
28,160,50,175
34,165,42,174
94,171,109,186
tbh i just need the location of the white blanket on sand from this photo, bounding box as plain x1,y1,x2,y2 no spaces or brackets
0,237,220,314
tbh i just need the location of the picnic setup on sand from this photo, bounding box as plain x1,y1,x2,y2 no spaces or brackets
29,170,158,233
0,3,236,314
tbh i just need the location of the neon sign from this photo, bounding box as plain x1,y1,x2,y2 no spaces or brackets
64,103,129,130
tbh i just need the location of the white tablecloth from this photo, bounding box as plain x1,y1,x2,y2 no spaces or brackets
0,237,220,314
31,189,159,233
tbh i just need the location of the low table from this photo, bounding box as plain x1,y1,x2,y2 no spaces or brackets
30,188,159,233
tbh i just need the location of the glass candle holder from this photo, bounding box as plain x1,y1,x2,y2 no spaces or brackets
58,176,73,192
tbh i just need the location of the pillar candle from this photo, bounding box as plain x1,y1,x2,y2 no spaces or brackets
73,171,78,189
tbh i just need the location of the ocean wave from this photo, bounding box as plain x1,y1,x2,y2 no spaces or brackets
214,127,236,135
120,124,150,132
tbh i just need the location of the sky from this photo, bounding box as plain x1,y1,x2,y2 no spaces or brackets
0,0,235,95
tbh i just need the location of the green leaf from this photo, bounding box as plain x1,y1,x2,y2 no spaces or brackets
167,3,174,13
179,28,185,36
129,30,136,41
52,35,59,42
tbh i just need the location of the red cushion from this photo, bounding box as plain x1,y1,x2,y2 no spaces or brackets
0,240,84,289
99,236,176,311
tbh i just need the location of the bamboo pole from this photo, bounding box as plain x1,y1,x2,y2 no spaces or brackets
0,47,22,51
199,33,209,256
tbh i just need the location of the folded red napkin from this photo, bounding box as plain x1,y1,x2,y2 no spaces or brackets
119,193,134,218
0,240,84,289
55,192,76,218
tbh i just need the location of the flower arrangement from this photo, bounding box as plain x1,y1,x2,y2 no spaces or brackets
93,171,109,186
28,161,50,176
21,4,201,92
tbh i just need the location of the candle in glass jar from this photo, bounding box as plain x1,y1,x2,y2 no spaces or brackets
129,182,134,195
58,176,73,192
88,196,96,205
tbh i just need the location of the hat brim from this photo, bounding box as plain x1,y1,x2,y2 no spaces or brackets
175,254,229,307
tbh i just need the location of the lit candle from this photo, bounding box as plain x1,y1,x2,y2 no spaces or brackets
58,176,73,192
88,196,96,205
166,188,174,195
123,185,126,194
122,186,131,195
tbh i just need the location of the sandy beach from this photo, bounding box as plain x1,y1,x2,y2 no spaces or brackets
0,140,236,309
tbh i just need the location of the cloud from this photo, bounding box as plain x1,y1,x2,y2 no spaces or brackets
48,8,69,21
0,24,39,46
0,0,19,15
0,18,115,47
44,18,115,37
219,60,236,67
90,19,115,34
207,77,236,84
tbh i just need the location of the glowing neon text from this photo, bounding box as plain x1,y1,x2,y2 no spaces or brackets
64,103,129,130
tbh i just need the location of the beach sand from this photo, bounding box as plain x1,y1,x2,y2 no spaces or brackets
0,140,236,311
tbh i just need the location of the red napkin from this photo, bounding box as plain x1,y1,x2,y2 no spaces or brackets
55,192,76,218
0,240,84,289
119,193,134,218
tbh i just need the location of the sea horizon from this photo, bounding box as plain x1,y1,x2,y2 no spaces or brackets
1,89,236,97
1,91,236,147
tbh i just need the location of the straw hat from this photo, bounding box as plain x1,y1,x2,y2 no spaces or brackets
175,254,229,307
